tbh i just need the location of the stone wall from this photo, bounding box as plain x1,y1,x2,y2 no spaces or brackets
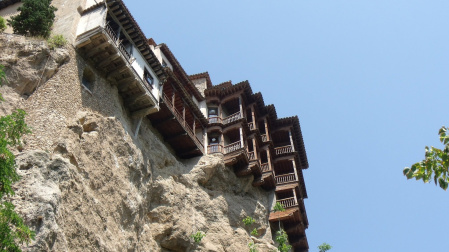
0,34,277,252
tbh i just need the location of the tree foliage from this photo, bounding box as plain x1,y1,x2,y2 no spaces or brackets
275,229,292,252
0,65,34,251
0,16,6,33
7,0,57,38
318,243,332,252
403,126,449,190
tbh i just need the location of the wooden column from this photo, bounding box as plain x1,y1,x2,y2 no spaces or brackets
292,159,299,182
267,149,273,174
239,127,244,148
289,129,295,151
251,105,256,128
219,104,223,120
182,101,186,125
292,188,298,205
252,138,258,160
264,118,269,141
171,90,175,108
238,96,243,118
203,129,208,154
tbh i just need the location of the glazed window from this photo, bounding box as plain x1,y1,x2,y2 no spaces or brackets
144,68,154,86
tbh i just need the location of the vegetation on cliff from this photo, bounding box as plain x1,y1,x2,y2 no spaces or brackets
7,0,57,38
0,65,34,251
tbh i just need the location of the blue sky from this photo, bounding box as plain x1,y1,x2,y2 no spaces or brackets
125,1,449,251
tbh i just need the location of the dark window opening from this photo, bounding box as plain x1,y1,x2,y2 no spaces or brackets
81,68,95,91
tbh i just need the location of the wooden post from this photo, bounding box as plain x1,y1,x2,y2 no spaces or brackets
238,96,243,118
182,102,186,126
292,159,299,182
252,138,258,160
251,105,256,128
219,104,223,120
171,90,175,108
289,129,295,152
267,149,273,174
204,129,208,155
264,118,269,141
239,127,244,149
292,188,298,205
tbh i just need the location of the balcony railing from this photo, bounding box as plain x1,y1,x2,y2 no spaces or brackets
261,163,270,172
208,144,223,154
275,145,293,155
223,111,242,124
277,197,298,208
208,116,222,124
162,94,204,151
261,134,268,142
224,141,243,154
247,151,256,161
248,122,255,130
104,24,131,62
275,173,297,184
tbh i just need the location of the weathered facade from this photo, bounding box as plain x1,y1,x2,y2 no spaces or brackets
0,0,310,251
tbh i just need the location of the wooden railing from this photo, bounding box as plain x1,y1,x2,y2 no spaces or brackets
248,122,255,130
208,116,222,124
208,145,223,154
247,151,256,161
261,134,268,142
275,145,293,155
224,141,243,154
104,24,131,62
277,197,298,208
223,111,242,124
162,94,204,151
261,163,270,172
275,173,297,184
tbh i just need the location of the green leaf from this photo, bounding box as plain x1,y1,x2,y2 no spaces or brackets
438,178,448,190
403,168,410,176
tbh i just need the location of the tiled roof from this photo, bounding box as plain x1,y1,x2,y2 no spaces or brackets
189,72,213,88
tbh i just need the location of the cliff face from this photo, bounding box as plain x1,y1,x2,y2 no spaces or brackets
0,34,277,252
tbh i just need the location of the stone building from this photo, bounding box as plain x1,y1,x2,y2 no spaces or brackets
0,0,310,251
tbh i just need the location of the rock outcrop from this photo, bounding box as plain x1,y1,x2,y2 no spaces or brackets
0,34,277,251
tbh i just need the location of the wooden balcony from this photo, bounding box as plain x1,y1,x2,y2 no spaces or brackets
208,116,222,124
275,145,294,155
247,151,256,161
223,111,242,124
147,93,204,158
76,24,159,117
224,141,243,154
207,144,223,154
261,134,268,142
278,197,298,208
275,173,297,185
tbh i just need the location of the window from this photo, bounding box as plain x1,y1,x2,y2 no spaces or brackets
208,107,219,123
144,68,154,86
162,60,167,67
81,67,95,92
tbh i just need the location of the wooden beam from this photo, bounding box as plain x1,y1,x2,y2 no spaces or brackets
98,52,121,68
124,92,146,104
131,106,158,119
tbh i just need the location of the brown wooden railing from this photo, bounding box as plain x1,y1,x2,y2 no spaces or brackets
224,141,243,154
261,163,270,172
247,151,255,161
248,122,254,130
208,145,223,154
208,116,222,124
275,145,293,155
162,94,204,151
277,197,298,208
261,134,268,142
275,173,297,184
104,24,131,62
223,111,242,124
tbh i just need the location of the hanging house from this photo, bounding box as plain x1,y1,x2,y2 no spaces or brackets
0,0,311,251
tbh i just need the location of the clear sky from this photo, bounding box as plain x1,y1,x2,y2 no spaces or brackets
124,1,449,251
